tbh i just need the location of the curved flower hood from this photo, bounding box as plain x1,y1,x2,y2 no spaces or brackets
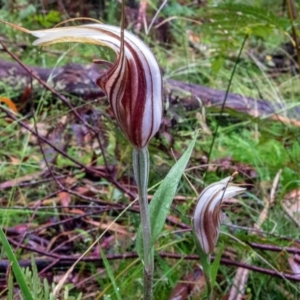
11,23,163,148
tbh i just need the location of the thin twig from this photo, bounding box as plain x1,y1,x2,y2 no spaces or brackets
0,251,299,282
286,0,300,76
206,34,248,171
135,0,148,33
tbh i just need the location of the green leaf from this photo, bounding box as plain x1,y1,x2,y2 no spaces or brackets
136,132,197,257
100,248,122,300
211,56,224,75
8,272,13,300
18,4,36,20
193,230,212,298
0,228,34,300
211,244,224,288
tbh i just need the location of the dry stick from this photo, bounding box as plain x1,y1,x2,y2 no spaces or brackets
255,169,282,229
248,243,300,255
6,201,300,252
2,205,110,211
0,173,67,190
39,258,61,275
227,223,300,244
286,0,300,75
8,212,300,256
147,0,168,35
135,0,148,33
91,113,110,174
0,247,299,282
228,169,282,300
27,207,125,235
13,203,41,253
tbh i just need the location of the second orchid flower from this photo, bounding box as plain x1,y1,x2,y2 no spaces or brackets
193,175,246,254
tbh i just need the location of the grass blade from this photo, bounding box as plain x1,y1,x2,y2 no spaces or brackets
100,248,122,300
0,228,34,300
211,244,224,288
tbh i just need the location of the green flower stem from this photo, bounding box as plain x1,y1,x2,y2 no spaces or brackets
193,231,212,300
200,253,212,300
133,147,153,300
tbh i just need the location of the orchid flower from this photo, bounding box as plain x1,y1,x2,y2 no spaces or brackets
193,176,245,254
4,22,163,149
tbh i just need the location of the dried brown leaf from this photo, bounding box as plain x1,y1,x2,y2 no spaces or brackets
58,191,72,208
282,188,300,226
168,267,205,300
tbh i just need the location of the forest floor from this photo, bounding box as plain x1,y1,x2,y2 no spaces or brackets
0,1,300,299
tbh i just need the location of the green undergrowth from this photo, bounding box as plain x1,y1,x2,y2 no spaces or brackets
1,0,300,299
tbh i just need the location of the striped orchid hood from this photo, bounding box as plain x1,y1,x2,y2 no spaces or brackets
193,176,245,254
5,22,163,149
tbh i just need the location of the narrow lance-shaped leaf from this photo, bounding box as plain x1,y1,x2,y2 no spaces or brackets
0,228,34,300
136,132,198,257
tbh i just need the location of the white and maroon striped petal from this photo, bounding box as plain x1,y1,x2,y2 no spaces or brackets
26,24,163,148
193,177,245,254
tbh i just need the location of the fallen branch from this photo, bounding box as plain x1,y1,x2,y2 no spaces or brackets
0,251,299,282
1,59,300,123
